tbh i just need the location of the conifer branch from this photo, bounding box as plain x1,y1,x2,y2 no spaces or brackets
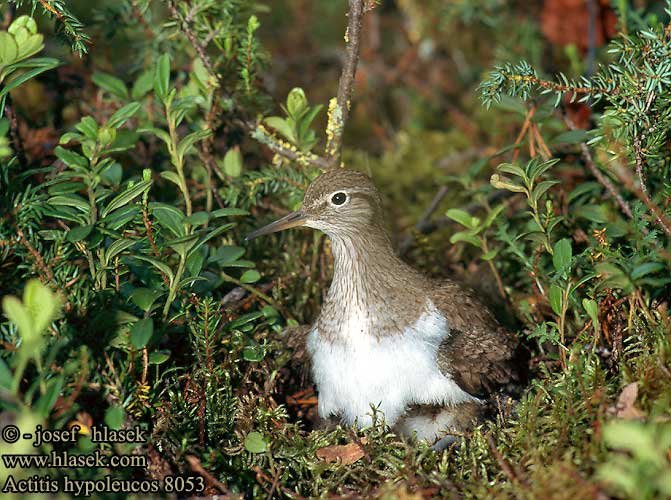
14,0,90,55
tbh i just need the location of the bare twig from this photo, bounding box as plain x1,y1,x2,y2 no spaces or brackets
512,105,536,163
632,135,671,236
250,122,331,169
486,433,529,488
398,190,513,255
564,116,636,223
185,455,229,494
167,0,217,80
324,0,367,168
17,228,54,281
4,95,27,167
398,185,449,253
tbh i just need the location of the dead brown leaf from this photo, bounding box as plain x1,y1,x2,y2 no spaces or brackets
608,382,645,420
316,438,368,465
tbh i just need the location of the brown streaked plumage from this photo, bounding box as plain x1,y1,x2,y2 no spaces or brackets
247,169,523,448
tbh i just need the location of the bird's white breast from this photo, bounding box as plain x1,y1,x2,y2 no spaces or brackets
307,299,477,426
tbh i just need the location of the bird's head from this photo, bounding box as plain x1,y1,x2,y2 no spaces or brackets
245,169,384,241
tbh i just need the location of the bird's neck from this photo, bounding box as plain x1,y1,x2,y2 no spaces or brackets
318,226,428,342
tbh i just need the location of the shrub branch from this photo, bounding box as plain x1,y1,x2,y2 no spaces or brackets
324,0,366,168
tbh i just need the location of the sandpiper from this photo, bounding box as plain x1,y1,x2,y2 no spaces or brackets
246,169,522,448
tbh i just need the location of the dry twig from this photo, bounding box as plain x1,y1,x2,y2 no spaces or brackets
324,0,367,168
563,116,636,224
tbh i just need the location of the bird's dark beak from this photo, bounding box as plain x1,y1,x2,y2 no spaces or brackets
245,210,307,241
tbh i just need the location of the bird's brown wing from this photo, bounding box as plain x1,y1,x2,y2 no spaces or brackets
432,281,521,397
283,323,312,363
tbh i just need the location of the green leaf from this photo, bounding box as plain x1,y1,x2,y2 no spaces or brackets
165,233,198,257
100,162,123,186
46,181,86,196
582,298,599,327
596,262,631,292
75,116,98,140
222,259,255,268
262,306,279,318
150,203,185,237
177,129,211,159
211,207,248,217
101,179,152,217
549,284,563,316
481,248,499,261
568,182,601,203
186,248,205,277
222,147,243,177
92,72,128,99
186,223,235,258
264,116,295,142
2,296,32,342
148,351,170,365
242,344,265,362
630,262,665,280
107,102,141,129
227,311,263,329
244,431,268,453
129,288,164,312
297,104,323,140
133,255,175,283
483,204,505,228
446,208,478,230
183,212,209,226
497,163,526,178
286,87,308,116
552,238,572,274
449,231,481,247
0,32,18,66
0,58,59,99
574,205,610,223
551,129,589,145
0,358,12,391
160,170,183,188
154,54,171,101
131,70,154,100
3,280,62,361
532,180,559,201
13,24,45,61
99,205,140,230
23,279,61,337
490,174,527,193
34,376,64,417
55,146,88,170
66,224,93,243
240,269,261,284
105,238,136,263
104,406,125,430
130,318,154,349
48,194,90,212
138,127,171,146
213,245,245,263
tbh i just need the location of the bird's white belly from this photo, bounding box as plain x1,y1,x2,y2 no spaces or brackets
306,300,476,426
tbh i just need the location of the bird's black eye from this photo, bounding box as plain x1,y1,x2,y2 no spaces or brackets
331,192,347,206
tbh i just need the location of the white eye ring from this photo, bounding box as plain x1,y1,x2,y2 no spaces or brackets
329,191,348,206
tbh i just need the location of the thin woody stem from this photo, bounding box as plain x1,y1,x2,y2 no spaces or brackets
325,0,366,168
633,134,671,236
563,115,636,224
